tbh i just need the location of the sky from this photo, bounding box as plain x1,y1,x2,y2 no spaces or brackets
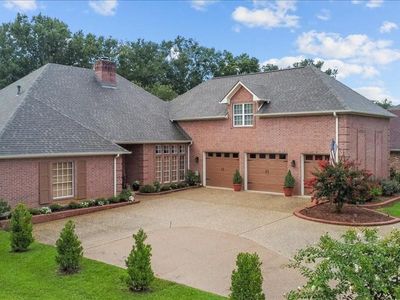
1,0,400,104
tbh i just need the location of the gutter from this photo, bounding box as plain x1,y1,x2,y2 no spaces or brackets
114,140,192,145
171,115,228,122
114,154,120,197
333,112,339,162
0,151,129,160
255,110,395,118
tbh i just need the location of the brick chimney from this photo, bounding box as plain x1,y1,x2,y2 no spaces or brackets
94,59,116,88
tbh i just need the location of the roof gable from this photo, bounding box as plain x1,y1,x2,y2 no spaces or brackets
220,81,265,104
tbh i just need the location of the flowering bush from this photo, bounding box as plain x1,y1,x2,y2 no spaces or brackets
39,207,52,214
306,159,373,213
287,229,400,300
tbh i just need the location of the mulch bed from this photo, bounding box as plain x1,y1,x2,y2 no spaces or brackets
295,202,400,226
136,185,202,196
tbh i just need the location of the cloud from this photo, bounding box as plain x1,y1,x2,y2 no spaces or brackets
352,0,383,8
89,0,117,16
262,56,379,79
297,31,400,65
191,0,217,11
316,9,330,21
355,86,393,101
232,0,299,29
3,0,37,11
380,21,398,33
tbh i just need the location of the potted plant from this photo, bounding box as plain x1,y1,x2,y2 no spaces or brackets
283,170,295,196
233,169,243,192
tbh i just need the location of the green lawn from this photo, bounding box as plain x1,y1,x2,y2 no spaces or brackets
379,202,400,218
0,231,225,300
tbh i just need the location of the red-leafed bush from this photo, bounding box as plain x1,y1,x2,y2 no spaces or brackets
306,159,373,213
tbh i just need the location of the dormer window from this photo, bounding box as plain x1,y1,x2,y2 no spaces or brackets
233,103,253,127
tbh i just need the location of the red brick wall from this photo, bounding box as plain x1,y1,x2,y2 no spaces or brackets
339,115,389,178
178,86,391,194
121,144,144,185
0,155,122,208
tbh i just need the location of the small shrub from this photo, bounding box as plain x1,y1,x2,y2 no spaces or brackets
381,179,400,196
233,169,243,185
125,228,154,291
139,185,156,193
153,181,161,192
284,170,295,188
0,199,11,219
55,220,83,274
49,203,64,212
10,203,34,252
132,180,141,191
68,201,81,209
39,206,52,214
370,185,382,199
95,198,106,206
160,184,171,192
230,252,265,300
170,183,178,190
390,168,400,182
177,181,188,189
185,170,200,186
28,208,41,215
119,189,133,201
108,196,120,204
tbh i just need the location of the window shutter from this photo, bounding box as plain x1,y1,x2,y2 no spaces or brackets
39,162,51,204
76,160,87,199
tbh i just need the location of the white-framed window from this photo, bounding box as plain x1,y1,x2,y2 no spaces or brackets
233,103,253,127
171,145,177,154
163,145,170,154
155,156,162,182
163,156,171,182
179,155,185,181
155,145,162,155
179,145,185,154
171,156,178,181
52,162,74,199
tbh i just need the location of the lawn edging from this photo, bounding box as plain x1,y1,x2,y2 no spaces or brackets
294,204,400,227
0,201,134,229
136,185,202,196
360,195,400,209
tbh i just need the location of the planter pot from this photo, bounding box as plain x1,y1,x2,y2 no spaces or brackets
283,187,294,197
233,184,242,192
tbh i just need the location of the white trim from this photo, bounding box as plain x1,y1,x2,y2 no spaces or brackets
244,153,248,191
220,81,265,104
187,143,191,170
113,154,119,197
171,115,228,122
334,112,339,162
52,161,74,200
202,152,206,186
232,103,254,127
114,140,192,144
301,154,305,196
256,110,394,118
0,151,129,160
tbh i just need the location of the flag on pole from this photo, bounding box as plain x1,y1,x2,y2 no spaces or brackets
329,139,337,165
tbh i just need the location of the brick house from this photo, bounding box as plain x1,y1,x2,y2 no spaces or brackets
0,60,394,207
389,106,400,171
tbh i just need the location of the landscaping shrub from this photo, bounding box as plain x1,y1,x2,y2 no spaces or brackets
68,201,81,209
94,198,106,206
153,181,161,192
139,184,156,193
49,203,64,212
108,196,120,204
161,184,171,191
369,185,382,199
381,179,400,196
170,183,178,190
28,208,41,215
55,220,83,274
10,203,34,252
284,170,295,188
287,228,400,300
125,228,154,291
230,252,265,300
119,189,133,201
0,199,11,219
307,159,373,213
233,169,242,185
132,180,141,191
177,181,188,189
390,168,400,183
39,207,52,214
185,170,200,186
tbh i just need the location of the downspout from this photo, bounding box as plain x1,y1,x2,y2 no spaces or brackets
114,154,120,196
333,112,339,162
188,141,192,170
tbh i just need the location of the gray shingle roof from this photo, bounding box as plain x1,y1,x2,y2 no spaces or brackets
169,66,394,120
0,63,189,158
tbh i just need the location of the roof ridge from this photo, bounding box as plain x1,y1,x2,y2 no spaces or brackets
0,64,49,139
212,66,306,80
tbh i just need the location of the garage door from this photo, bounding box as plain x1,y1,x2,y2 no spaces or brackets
247,153,288,193
206,152,239,188
303,154,329,195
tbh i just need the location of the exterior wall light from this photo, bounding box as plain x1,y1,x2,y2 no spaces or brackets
291,160,296,167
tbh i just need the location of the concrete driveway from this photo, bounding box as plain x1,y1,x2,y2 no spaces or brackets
33,188,400,299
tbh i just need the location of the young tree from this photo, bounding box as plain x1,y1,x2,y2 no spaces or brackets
230,252,265,300
55,220,83,274
10,203,34,252
287,229,400,300
125,228,154,291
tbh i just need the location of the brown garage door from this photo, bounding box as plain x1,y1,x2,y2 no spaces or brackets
304,154,329,195
206,152,239,188
247,153,287,193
